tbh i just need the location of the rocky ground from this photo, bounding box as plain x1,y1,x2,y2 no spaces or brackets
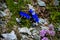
0,0,60,40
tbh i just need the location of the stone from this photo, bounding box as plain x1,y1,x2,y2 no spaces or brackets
29,28,35,31
54,0,59,6
21,35,28,39
32,29,39,35
4,9,11,22
0,20,5,26
2,3,7,8
33,35,40,40
4,9,10,16
30,29,40,40
2,30,17,40
37,0,46,6
40,26,49,30
58,27,60,31
28,4,34,10
18,27,31,35
38,18,45,24
32,22,38,27
0,11,7,17
16,18,21,23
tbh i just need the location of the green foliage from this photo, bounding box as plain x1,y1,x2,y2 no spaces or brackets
6,0,32,28
50,11,60,23
5,0,60,27
20,18,31,28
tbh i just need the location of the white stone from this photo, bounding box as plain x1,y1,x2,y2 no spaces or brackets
18,27,31,35
28,4,33,9
28,4,35,11
32,29,39,35
38,18,45,24
41,26,49,30
29,28,35,31
2,31,17,40
2,3,7,8
0,11,7,17
4,9,10,16
37,0,46,6
16,18,21,23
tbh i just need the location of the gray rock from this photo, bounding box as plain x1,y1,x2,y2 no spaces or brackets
32,29,39,35
54,0,59,6
58,27,60,31
16,18,21,23
2,31,17,40
18,27,31,35
37,0,46,6
38,18,45,24
0,11,7,17
2,3,7,8
33,35,40,40
0,20,5,26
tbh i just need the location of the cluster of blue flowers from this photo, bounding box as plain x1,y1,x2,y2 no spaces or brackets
19,9,39,22
19,11,30,19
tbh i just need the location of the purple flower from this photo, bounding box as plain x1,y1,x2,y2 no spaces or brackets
49,24,54,30
47,30,55,36
42,37,49,40
40,30,47,37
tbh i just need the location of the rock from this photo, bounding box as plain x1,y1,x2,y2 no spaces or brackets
18,27,31,35
40,26,49,30
33,35,40,40
58,27,60,31
21,35,28,39
32,22,38,27
0,20,5,26
4,9,10,16
29,28,35,31
2,30,17,40
0,11,7,17
18,27,40,40
54,0,59,6
31,29,40,40
4,9,11,22
2,3,7,8
16,18,21,23
21,34,33,40
32,29,39,35
28,4,34,10
38,18,45,24
37,0,46,6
